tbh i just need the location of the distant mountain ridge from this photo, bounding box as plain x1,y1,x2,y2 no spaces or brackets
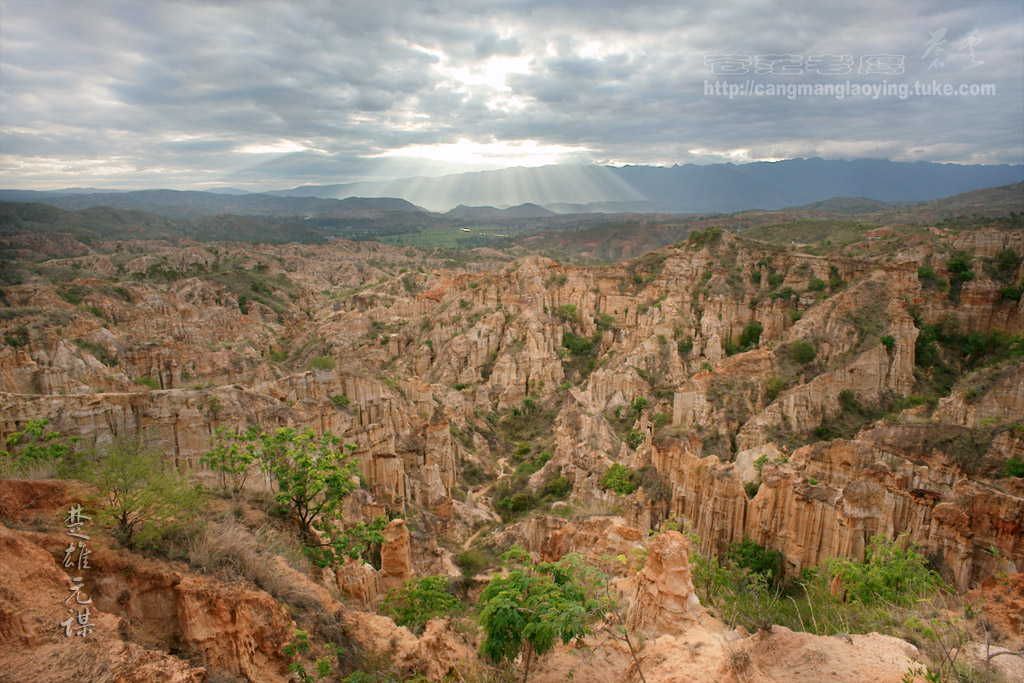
3,158,1021,216
0,189,431,220
444,203,555,220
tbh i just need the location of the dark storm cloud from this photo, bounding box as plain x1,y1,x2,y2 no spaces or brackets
0,0,1020,190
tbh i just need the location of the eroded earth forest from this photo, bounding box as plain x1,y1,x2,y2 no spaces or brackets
1,186,1022,682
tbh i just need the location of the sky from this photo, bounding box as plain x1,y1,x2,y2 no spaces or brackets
1,0,1022,192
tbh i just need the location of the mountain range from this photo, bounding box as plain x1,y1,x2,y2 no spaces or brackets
2,158,1021,218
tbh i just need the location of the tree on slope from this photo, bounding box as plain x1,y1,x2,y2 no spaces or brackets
478,546,597,683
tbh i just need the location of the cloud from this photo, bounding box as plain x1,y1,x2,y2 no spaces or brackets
0,0,1020,191
476,34,522,58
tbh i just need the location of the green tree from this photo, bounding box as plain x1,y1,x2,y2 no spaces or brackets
787,339,817,364
1,418,79,475
201,425,260,496
382,576,463,634
85,437,205,548
630,396,649,418
726,537,783,583
257,427,358,540
599,463,637,494
478,547,597,683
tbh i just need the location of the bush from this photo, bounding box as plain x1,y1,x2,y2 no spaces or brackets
309,356,336,371
330,394,350,407
787,339,816,364
998,284,1023,302
382,576,463,634
133,376,159,390
599,463,637,494
739,321,763,349
497,492,537,519
880,335,896,351
1,418,79,476
1005,458,1024,478
625,429,645,450
827,535,942,606
554,304,577,322
540,476,569,499
687,227,723,249
456,549,493,576
84,437,205,549
765,375,788,402
770,286,796,301
946,254,971,274
726,537,783,582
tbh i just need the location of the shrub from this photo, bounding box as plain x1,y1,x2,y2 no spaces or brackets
808,276,826,292
133,376,159,390
630,396,649,417
765,375,788,402
826,535,942,606
770,286,796,301
594,313,615,330
739,321,763,349
600,463,637,494
880,335,896,351
456,549,493,576
1005,458,1024,478
1,418,79,475
330,394,350,407
84,437,205,549
478,548,595,678
540,476,569,499
828,265,844,291
787,340,816,364
946,254,971,274
727,537,783,582
998,284,1023,302
687,227,723,249
562,331,595,356
382,576,463,634
625,429,645,450
496,492,536,519
675,333,692,356
309,356,336,371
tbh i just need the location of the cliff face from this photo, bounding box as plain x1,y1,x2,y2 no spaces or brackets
2,226,1021,595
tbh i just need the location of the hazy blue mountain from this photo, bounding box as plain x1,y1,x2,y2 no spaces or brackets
0,189,431,220
269,159,1024,213
4,159,1022,216
445,203,556,220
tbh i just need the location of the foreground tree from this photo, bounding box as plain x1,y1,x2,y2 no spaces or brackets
478,546,597,683
86,437,205,548
258,427,358,540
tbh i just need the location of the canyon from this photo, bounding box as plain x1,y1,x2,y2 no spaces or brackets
1,204,1022,681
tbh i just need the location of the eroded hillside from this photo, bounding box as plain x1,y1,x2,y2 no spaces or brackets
1,216,1022,681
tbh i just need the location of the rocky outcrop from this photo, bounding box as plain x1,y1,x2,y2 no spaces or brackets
378,519,415,592
626,530,703,636
0,523,208,683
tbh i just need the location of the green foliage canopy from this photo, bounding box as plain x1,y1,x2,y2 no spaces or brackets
478,547,597,682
